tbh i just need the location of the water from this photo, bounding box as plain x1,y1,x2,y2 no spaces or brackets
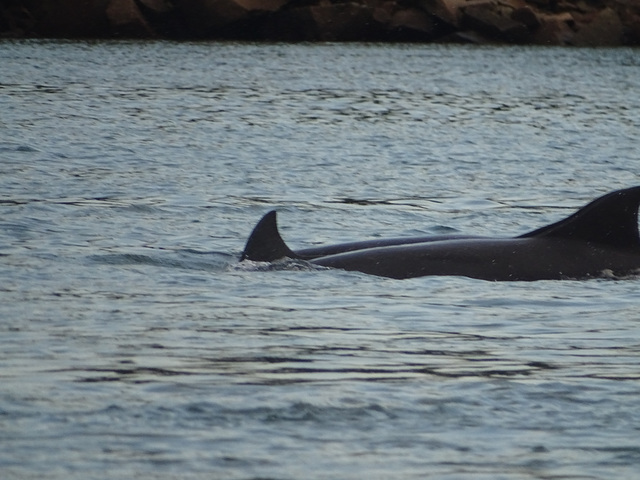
1,40,640,479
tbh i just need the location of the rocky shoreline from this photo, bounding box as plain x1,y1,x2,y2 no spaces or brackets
2,0,639,46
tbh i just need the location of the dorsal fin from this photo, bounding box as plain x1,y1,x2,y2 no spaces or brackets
519,186,640,249
240,211,299,262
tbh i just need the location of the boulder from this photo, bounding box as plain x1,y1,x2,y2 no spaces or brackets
511,5,541,30
234,0,290,10
607,0,640,45
24,0,111,37
420,0,493,27
623,12,640,45
527,0,555,6
311,3,388,41
259,6,314,41
177,0,290,37
3,0,640,45
439,29,492,42
571,7,624,46
262,3,386,41
134,0,187,37
137,0,174,13
106,0,155,37
0,1,37,37
531,11,574,45
388,7,445,41
461,3,531,42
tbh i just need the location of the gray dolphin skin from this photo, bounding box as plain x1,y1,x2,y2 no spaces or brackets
240,186,640,281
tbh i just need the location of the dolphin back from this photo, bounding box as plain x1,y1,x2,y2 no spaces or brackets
519,186,640,249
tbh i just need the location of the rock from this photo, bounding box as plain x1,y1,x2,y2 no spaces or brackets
25,0,111,37
420,0,493,27
312,3,388,41
106,0,155,37
527,0,556,6
0,1,37,37
177,0,262,37
461,4,531,42
177,0,292,38
259,6,314,41
137,0,174,14
262,3,386,41
373,2,394,25
531,11,574,45
388,7,446,41
134,0,191,37
3,0,640,45
439,29,492,42
511,6,541,30
571,7,624,46
608,0,640,45
234,0,291,11
623,12,640,45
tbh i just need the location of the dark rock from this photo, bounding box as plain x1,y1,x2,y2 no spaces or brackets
511,5,542,29
262,3,386,41
25,0,111,38
388,7,446,41
177,0,255,37
439,29,492,42
1,0,639,45
609,0,640,45
462,4,531,42
420,0,493,27
623,12,640,45
107,0,156,37
137,0,174,13
571,7,624,45
527,0,557,7
311,3,388,41
0,1,37,37
133,0,188,37
235,0,291,11
177,0,292,38
531,11,574,44
259,6,316,41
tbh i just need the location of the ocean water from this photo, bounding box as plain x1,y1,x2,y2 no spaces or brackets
1,40,640,479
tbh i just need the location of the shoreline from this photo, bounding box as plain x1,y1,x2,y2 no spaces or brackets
2,0,639,47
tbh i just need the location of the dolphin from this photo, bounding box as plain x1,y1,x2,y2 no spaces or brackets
240,186,640,281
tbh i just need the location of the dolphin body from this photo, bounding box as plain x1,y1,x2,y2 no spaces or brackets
240,187,640,281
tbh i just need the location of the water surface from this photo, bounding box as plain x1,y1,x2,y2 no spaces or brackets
1,40,640,479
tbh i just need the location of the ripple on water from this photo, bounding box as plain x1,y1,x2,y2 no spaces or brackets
1,41,640,480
